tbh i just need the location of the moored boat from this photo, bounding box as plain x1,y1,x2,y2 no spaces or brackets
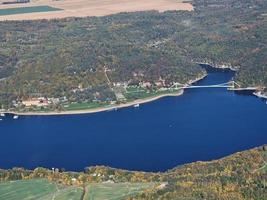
134,104,140,108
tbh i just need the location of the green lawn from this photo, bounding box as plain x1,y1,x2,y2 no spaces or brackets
85,182,155,200
0,6,62,16
0,179,82,200
64,102,108,111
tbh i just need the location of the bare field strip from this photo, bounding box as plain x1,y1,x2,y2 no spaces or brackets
0,0,193,21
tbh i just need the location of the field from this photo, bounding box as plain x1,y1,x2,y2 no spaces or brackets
0,179,155,200
0,0,193,21
0,179,83,200
85,182,155,200
0,5,61,16
63,102,109,111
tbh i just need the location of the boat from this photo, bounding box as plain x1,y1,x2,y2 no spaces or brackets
13,115,19,119
107,107,118,112
0,113,5,117
133,104,140,108
0,118,2,121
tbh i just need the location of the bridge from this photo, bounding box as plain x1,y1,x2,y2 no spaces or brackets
178,81,258,90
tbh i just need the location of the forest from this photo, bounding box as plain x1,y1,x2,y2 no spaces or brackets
0,0,266,109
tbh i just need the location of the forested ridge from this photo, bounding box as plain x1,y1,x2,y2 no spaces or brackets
1,145,266,199
0,0,266,109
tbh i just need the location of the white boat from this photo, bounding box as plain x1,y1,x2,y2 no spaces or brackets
0,118,2,121
133,104,140,108
107,107,118,112
0,113,5,117
13,115,19,119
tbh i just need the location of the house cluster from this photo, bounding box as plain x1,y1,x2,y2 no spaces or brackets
140,78,166,89
22,97,50,107
12,96,68,108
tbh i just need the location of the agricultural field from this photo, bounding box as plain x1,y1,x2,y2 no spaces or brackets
0,179,83,200
0,0,193,21
85,182,155,200
0,179,155,200
0,6,62,16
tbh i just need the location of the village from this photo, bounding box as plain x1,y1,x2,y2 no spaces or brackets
9,79,183,112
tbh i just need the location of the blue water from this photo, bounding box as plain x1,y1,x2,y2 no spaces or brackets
0,70,267,172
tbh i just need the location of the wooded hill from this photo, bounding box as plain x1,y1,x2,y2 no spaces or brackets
0,0,266,107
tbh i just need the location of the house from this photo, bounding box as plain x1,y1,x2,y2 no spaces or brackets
141,82,152,88
22,97,49,107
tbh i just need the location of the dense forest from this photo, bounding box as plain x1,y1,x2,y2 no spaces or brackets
1,145,266,199
0,0,266,109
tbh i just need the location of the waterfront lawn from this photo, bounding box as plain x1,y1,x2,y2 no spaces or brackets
64,102,108,111
84,182,155,200
0,179,82,200
0,6,62,16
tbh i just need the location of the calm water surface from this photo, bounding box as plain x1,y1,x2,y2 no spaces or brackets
0,69,267,172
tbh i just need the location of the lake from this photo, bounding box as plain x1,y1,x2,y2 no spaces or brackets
0,68,267,172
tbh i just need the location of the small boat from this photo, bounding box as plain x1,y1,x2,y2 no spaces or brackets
0,113,5,117
107,107,118,112
133,104,139,108
0,118,2,121
13,115,19,119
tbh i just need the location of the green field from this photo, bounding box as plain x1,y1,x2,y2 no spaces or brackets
0,6,62,16
0,179,82,200
64,102,109,111
85,182,155,200
0,179,155,200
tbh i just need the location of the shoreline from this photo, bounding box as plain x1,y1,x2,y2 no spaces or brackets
253,91,267,100
3,73,207,116
7,91,184,116
195,62,239,71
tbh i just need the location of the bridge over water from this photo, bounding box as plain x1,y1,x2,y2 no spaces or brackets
179,81,258,91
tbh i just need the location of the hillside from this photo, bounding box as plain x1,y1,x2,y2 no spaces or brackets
0,145,266,200
0,0,266,111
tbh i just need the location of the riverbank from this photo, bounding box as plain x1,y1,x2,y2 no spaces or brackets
195,62,239,71
8,90,184,116
3,74,207,116
253,91,267,100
